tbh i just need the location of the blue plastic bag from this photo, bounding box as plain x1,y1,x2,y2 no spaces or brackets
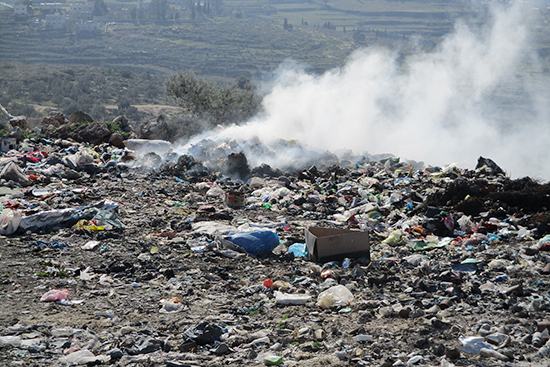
228,231,280,256
288,243,308,257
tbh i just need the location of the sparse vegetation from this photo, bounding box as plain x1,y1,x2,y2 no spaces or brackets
165,71,261,125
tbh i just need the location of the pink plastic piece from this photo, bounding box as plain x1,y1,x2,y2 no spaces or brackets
40,289,70,302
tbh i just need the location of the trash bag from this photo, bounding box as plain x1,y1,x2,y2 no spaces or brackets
182,321,223,345
228,231,280,256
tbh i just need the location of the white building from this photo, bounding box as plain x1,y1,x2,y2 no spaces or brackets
70,1,94,13
45,12,65,29
14,3,28,16
70,0,94,19
40,2,63,13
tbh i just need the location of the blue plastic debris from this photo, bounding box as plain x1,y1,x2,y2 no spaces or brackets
29,240,70,250
493,275,508,282
288,243,308,257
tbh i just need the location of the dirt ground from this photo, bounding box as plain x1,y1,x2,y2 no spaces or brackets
0,148,550,366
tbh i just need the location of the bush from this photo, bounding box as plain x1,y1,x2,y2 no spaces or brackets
165,71,261,125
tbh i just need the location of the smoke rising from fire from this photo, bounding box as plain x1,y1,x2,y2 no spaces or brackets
178,4,550,179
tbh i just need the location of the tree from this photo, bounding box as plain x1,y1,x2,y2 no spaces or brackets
151,0,169,21
93,0,108,16
190,2,196,19
283,18,292,30
211,0,223,15
165,72,261,124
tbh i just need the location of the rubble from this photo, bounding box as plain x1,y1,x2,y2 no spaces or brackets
0,132,549,367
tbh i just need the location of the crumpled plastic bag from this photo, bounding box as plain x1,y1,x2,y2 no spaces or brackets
182,321,224,345
382,230,406,246
0,209,22,235
459,336,494,354
0,160,32,186
317,285,354,309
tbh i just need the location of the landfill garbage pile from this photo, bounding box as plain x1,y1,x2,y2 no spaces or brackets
0,135,550,367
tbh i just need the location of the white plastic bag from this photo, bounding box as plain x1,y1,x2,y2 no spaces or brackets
0,209,22,235
317,285,354,309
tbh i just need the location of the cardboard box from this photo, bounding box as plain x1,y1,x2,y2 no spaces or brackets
225,191,245,208
305,227,370,263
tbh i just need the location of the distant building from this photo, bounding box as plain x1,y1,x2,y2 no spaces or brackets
14,3,28,16
70,0,94,19
45,12,65,29
76,19,100,31
40,2,63,14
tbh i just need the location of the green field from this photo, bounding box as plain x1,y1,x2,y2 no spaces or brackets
1,0,549,126
0,0,482,79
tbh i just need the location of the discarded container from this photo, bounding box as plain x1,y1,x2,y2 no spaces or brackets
353,335,372,342
479,348,509,361
0,137,16,153
533,332,543,347
305,227,369,263
317,285,354,309
274,291,312,305
228,231,279,256
225,191,245,208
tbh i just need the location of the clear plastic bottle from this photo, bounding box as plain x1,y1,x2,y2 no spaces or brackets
342,258,351,269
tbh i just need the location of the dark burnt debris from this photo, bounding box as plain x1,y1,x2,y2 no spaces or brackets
0,128,550,366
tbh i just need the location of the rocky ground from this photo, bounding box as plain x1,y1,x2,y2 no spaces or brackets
1,122,550,366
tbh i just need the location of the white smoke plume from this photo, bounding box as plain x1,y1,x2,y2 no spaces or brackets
177,3,550,179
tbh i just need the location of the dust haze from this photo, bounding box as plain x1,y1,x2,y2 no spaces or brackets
178,4,550,179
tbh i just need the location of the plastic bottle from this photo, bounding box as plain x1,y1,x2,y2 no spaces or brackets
533,332,543,347
274,291,312,305
342,258,351,269
353,335,372,342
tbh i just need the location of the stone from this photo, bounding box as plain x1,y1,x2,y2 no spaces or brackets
68,111,94,124
139,115,168,140
77,121,112,145
109,132,125,148
9,116,29,130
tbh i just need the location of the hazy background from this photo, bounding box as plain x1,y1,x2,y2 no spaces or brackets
187,4,550,179
2,0,550,179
